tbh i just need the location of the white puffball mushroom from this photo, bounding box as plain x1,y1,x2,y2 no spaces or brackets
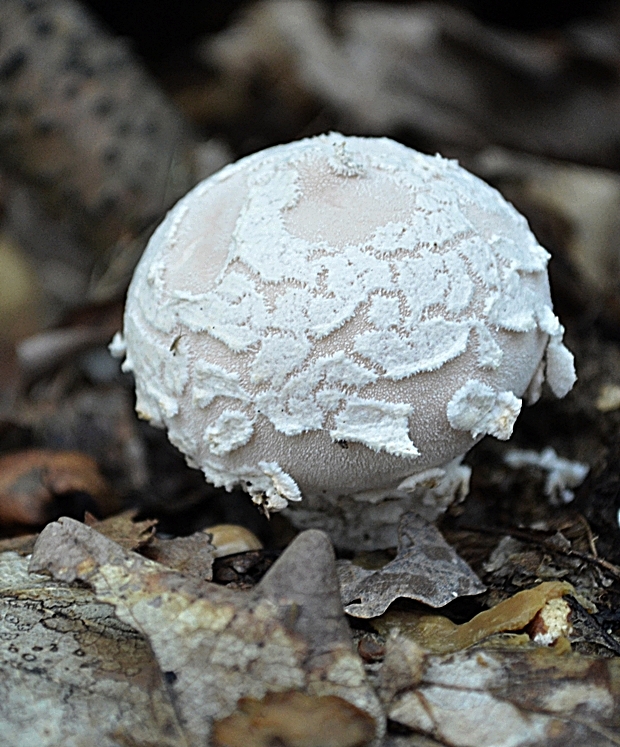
113,133,576,550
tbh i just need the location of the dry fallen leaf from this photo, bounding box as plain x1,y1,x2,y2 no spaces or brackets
84,509,157,551
0,532,38,555
0,449,118,526
379,632,620,747
212,691,376,747
141,531,216,582
198,1,620,168
374,581,573,654
337,513,485,618
29,518,385,746
0,510,156,560
0,550,185,747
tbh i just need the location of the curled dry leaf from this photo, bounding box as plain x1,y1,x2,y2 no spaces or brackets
337,513,485,618
141,531,216,582
212,691,376,747
0,533,37,554
0,551,185,747
0,449,118,526
380,631,620,747
374,581,573,655
84,509,157,551
29,518,384,747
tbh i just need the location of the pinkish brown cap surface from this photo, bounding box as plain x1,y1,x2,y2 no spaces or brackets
113,134,576,547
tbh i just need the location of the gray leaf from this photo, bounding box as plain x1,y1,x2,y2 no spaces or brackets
337,512,485,618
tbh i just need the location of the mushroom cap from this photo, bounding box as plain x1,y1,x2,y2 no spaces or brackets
117,133,575,517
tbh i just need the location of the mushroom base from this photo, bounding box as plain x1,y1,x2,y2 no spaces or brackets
283,458,471,551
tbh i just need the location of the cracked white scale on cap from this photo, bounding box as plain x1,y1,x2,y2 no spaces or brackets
114,133,576,549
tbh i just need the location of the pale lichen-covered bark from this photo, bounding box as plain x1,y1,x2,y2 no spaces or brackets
0,551,186,747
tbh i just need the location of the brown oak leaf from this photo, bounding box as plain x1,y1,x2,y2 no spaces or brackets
212,691,376,747
141,531,216,582
84,509,157,551
0,449,117,526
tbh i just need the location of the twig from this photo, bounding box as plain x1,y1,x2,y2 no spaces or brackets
463,524,620,583
566,594,620,656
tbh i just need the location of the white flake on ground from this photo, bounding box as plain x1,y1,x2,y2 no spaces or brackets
503,446,588,504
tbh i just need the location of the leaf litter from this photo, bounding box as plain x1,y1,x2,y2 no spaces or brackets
2,1,620,744
0,448,118,527
29,517,385,747
379,631,620,747
337,513,486,618
0,511,611,747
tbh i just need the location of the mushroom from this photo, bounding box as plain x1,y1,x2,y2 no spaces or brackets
111,133,576,549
